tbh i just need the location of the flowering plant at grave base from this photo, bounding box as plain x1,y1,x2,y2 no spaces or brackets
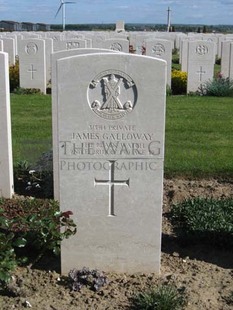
68,267,108,292
0,198,77,286
198,71,233,97
171,70,187,95
14,158,53,198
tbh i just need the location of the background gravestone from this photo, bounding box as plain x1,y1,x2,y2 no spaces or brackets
187,40,215,93
221,40,232,78
18,39,46,94
0,52,14,198
2,37,16,65
56,53,166,273
102,38,129,52
145,39,172,86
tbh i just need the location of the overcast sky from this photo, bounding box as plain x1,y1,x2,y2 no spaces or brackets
0,0,233,25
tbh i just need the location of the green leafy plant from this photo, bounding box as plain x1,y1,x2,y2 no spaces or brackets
13,87,42,95
0,207,27,285
198,73,233,97
172,49,180,64
0,198,77,286
132,284,186,310
14,158,53,198
215,57,221,65
9,60,19,92
171,70,187,95
170,197,233,248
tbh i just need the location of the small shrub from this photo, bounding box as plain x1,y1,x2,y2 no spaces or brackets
215,57,221,65
132,284,186,310
9,61,19,92
198,73,233,97
170,197,233,248
0,207,27,285
171,70,187,95
172,51,180,64
13,87,42,95
166,85,172,96
0,198,77,286
14,155,53,199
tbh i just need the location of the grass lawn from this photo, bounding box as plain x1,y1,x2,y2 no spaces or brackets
165,96,233,178
10,94,233,178
11,94,52,165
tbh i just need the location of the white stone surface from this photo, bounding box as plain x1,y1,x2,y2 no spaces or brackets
221,40,232,78
18,39,46,93
56,53,166,273
2,37,16,65
45,38,53,84
0,52,14,198
115,20,125,32
181,39,188,72
187,40,215,93
52,48,119,201
53,39,87,52
102,38,129,52
229,42,233,80
145,39,172,86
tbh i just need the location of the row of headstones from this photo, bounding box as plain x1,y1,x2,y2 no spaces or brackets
180,38,233,92
0,32,173,90
1,31,233,93
1,30,232,57
1,37,232,273
0,47,167,274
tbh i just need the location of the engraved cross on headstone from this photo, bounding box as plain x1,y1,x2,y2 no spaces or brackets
196,66,206,82
94,160,130,217
27,64,37,80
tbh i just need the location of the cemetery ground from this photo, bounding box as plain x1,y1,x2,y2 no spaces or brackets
0,94,233,309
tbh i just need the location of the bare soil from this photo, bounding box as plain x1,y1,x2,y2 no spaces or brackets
0,178,232,310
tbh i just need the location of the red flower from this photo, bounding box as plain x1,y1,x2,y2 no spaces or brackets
62,211,73,218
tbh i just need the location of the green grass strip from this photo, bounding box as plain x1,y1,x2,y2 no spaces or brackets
10,94,233,178
165,96,233,178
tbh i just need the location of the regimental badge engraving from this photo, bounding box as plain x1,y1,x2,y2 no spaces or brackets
196,45,208,55
88,70,137,120
110,43,122,51
152,43,165,56
25,42,38,55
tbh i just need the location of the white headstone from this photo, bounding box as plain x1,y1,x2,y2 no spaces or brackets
2,37,16,65
53,39,87,52
221,40,232,78
0,52,14,198
180,39,188,72
45,38,53,84
52,48,119,201
229,42,233,80
145,39,172,86
102,38,129,52
18,39,46,94
92,33,107,48
56,53,166,273
187,40,215,93
115,20,125,33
